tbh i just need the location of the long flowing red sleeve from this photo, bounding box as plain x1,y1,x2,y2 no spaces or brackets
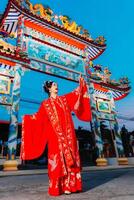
20,102,48,160
65,79,92,121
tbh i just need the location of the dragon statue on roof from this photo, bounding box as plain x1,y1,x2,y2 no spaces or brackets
16,0,93,40
19,0,53,21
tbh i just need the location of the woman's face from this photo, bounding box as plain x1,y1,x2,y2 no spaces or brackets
49,82,58,94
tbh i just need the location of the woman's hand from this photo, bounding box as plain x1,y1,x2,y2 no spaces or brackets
79,74,85,86
79,74,83,82
30,114,37,120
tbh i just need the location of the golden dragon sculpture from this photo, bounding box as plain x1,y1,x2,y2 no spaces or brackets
59,16,82,34
25,0,53,21
15,1,93,38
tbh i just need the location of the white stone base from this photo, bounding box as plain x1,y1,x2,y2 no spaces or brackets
107,157,118,165
128,157,134,165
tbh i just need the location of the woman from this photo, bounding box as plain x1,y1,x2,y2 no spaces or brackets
21,76,91,196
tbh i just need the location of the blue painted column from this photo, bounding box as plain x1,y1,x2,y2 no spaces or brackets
107,91,125,157
6,13,25,161
85,61,103,157
85,57,107,165
111,116,128,164
89,82,103,157
7,64,23,160
112,118,124,157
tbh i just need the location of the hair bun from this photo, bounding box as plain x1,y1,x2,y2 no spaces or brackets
43,80,53,94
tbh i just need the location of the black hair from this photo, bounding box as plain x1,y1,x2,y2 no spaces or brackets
43,80,54,95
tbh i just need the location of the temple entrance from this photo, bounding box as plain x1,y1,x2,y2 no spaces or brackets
76,127,96,166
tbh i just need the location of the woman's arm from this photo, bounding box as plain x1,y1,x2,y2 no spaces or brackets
65,76,92,121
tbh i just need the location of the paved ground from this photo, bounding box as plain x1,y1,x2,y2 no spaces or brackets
0,168,134,200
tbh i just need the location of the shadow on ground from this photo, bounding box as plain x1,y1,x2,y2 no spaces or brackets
82,169,128,192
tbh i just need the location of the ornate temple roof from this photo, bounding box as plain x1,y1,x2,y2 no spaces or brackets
0,0,106,61
88,64,131,101
93,82,130,101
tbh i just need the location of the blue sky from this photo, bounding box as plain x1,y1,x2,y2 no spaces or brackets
0,0,134,130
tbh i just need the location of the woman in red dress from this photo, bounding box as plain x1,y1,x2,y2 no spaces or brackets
21,76,91,196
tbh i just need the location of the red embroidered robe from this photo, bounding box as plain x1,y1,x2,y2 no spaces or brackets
20,79,92,196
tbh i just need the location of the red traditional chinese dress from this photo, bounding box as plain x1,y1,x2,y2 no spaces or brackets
20,79,91,196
